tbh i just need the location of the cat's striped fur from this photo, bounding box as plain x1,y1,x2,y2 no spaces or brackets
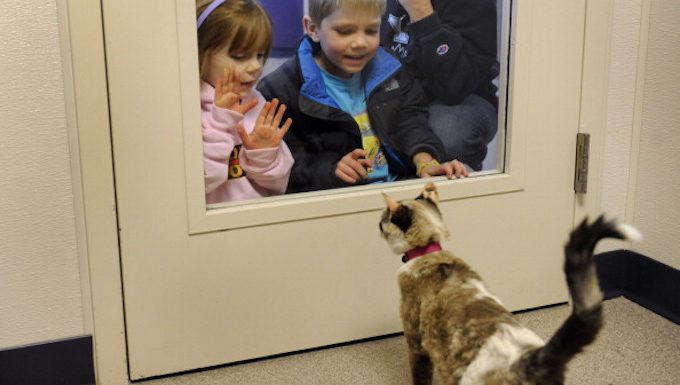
379,183,641,385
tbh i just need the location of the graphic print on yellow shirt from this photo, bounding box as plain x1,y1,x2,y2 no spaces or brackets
228,144,246,179
354,112,389,182
317,69,394,183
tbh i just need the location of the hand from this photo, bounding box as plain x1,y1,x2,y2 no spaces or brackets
398,0,434,22
418,159,469,179
236,98,292,149
214,65,258,115
335,149,372,184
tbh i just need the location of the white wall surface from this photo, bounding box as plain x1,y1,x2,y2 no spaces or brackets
0,1,84,349
599,0,680,270
600,0,643,224
630,1,680,269
1,0,678,350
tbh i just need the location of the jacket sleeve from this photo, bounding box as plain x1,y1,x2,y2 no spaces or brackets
279,127,348,193
239,142,294,195
202,105,241,194
407,0,498,104
386,71,446,165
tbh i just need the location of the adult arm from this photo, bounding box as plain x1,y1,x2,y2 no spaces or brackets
388,70,446,164
401,0,498,103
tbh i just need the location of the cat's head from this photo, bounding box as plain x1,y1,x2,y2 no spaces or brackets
379,182,449,255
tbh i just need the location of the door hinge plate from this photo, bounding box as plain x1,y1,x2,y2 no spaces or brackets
574,133,590,194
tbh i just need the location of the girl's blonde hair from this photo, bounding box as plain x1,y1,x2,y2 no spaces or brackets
308,0,386,25
196,0,273,79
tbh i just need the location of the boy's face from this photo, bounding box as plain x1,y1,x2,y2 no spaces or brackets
305,7,381,78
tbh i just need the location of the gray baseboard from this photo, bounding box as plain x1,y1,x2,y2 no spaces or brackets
0,335,94,385
596,250,680,324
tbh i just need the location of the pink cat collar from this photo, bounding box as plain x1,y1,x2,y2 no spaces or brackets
402,242,442,263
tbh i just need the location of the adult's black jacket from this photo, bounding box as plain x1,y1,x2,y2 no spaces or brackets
381,0,499,106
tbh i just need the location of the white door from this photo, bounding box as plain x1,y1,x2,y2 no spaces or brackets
88,0,588,380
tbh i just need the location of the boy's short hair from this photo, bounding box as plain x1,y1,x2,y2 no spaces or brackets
308,0,386,25
196,0,273,80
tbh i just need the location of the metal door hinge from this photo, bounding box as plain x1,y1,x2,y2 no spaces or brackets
574,133,590,194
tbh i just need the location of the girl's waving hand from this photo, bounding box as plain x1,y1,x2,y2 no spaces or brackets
236,99,292,149
214,66,258,115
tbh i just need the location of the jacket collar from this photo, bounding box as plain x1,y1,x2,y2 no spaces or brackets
297,36,401,107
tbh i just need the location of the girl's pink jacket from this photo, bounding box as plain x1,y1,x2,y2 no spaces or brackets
201,82,294,204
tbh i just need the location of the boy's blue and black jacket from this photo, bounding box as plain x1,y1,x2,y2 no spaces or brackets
257,36,446,194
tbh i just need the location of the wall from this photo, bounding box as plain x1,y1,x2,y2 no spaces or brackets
0,1,85,349
600,0,643,226
1,0,678,351
631,1,680,269
599,0,680,270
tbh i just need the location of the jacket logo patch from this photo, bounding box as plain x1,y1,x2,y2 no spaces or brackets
436,44,450,56
384,79,400,92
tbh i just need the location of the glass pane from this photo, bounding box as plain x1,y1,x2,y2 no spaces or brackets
197,0,510,208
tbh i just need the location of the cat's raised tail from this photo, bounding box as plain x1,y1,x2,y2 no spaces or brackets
520,215,641,382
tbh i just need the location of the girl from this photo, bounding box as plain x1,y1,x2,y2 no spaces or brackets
197,0,294,204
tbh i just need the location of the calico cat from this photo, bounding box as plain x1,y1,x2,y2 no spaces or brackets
379,182,641,385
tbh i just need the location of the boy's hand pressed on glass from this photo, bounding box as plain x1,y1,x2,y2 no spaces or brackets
237,98,292,150
413,152,469,179
335,149,373,184
419,160,468,179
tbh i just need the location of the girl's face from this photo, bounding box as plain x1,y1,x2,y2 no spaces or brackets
305,7,381,78
206,44,266,98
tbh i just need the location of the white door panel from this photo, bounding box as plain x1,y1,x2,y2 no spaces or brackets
95,0,585,380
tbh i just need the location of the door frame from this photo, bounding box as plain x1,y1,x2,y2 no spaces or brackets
60,0,612,383
58,1,127,383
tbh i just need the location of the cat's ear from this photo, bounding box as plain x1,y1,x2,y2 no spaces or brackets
421,182,439,204
382,192,399,214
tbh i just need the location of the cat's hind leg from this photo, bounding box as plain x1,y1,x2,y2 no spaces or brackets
404,334,433,385
402,311,433,384
400,283,434,384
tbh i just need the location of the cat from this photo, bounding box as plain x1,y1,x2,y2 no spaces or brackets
379,182,641,385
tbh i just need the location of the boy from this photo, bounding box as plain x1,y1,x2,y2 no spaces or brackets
257,0,467,194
